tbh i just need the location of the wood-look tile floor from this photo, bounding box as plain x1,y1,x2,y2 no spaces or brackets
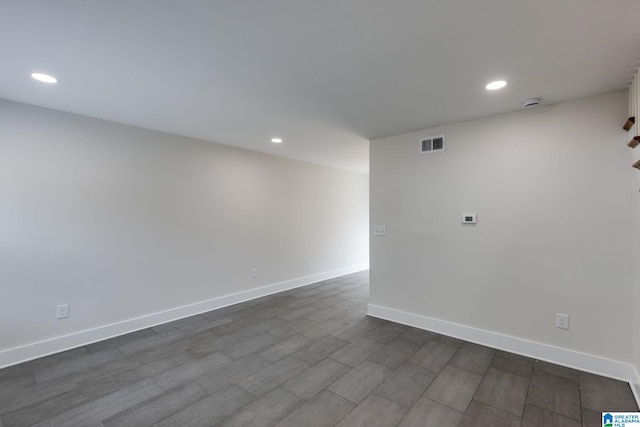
1,271,637,426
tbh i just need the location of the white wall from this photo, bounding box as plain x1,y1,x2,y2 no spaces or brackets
0,99,369,367
370,92,634,378
631,124,640,399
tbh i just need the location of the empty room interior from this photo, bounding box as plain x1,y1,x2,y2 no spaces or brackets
2,1,640,426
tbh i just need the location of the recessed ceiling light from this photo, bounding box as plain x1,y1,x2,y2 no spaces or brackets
485,80,507,90
31,72,59,84
271,137,283,143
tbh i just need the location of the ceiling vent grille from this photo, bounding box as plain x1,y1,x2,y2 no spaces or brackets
420,135,445,154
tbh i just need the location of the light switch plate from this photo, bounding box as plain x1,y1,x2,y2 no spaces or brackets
462,214,477,224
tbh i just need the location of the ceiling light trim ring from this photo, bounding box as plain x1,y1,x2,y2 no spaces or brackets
31,72,59,84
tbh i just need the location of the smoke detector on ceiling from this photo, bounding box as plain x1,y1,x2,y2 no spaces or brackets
523,98,541,108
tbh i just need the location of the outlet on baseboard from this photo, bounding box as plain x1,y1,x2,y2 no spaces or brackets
57,304,70,319
307,260,313,268
556,313,569,330
251,268,258,278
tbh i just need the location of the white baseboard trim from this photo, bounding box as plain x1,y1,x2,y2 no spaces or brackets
631,365,640,408
368,304,639,398
0,264,368,369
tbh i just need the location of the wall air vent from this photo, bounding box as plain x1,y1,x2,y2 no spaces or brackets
420,135,445,154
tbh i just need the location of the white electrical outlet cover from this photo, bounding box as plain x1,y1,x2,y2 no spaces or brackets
57,304,70,319
556,313,569,329
373,225,387,236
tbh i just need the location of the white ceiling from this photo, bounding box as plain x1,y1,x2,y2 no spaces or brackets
1,1,640,174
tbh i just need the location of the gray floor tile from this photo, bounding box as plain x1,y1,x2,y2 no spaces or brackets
534,360,580,381
88,352,151,387
180,316,234,334
84,329,158,353
301,319,348,340
398,397,463,427
227,307,271,323
74,359,136,386
112,348,196,386
283,358,351,400
238,317,289,337
367,338,419,370
275,305,320,322
215,387,304,427
424,365,483,412
50,379,163,426
253,301,290,316
1,374,121,427
336,394,406,427
328,360,392,404
201,304,244,319
375,362,436,408
305,306,350,322
102,382,207,427
274,289,306,297
194,354,272,394
581,407,602,427
275,390,355,427
292,289,323,299
285,296,323,308
526,370,581,420
579,372,639,412
341,311,369,325
238,356,310,396
33,348,124,383
408,340,457,372
329,338,383,367
259,334,315,362
185,331,246,358
269,318,317,338
312,296,349,309
0,370,34,388
473,367,529,416
432,334,464,348
150,315,210,334
0,373,37,409
521,403,581,427
491,350,534,378
0,348,89,381
119,335,194,365
449,342,495,375
314,289,343,299
363,322,407,344
332,321,381,342
152,353,230,391
396,327,435,345
221,332,283,360
335,299,369,312
459,401,520,427
293,335,350,365
119,329,185,356
154,384,254,427
206,316,257,335
342,290,367,299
